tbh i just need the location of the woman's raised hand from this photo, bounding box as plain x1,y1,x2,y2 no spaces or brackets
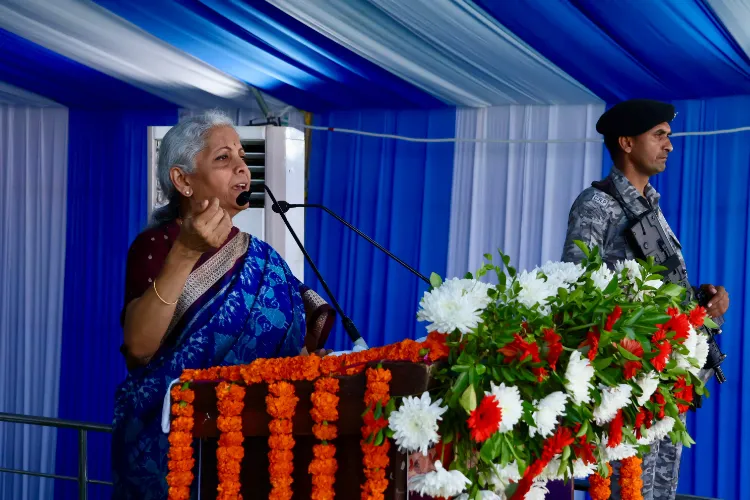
177,198,233,253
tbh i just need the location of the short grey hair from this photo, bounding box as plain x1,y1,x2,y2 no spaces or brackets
151,110,235,225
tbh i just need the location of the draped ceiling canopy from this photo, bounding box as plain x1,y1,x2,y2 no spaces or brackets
2,0,750,110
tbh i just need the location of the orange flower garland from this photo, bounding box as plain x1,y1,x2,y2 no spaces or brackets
267,381,298,500
310,377,340,499
619,456,644,500
216,381,246,500
589,463,613,500
361,367,392,500
167,383,196,500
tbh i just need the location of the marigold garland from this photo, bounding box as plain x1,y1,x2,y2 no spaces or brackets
267,381,298,500
589,463,613,500
310,377,340,500
619,456,644,500
167,383,195,500
216,381,246,500
361,367,392,500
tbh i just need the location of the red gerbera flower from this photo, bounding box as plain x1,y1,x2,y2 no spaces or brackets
667,307,680,318
607,410,624,448
665,313,691,343
579,328,601,362
652,392,666,420
651,328,672,372
689,307,707,327
674,376,694,413
572,423,597,464
605,305,623,331
634,407,649,439
543,328,563,371
499,334,548,381
467,395,502,443
620,339,644,380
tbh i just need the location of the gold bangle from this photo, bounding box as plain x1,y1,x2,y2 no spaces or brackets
153,280,179,305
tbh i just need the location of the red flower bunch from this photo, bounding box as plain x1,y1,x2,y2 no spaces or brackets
605,305,623,331
620,339,644,380
674,376,694,413
579,328,601,362
499,333,548,381
511,426,574,499
650,328,672,372
543,328,563,371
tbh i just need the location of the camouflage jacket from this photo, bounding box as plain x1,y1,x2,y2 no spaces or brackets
561,167,687,274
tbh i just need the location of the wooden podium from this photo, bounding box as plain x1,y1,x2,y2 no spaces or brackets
191,361,438,499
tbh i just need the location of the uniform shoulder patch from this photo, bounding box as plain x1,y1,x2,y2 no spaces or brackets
590,193,612,208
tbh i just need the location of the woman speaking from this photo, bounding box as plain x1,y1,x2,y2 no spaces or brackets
111,111,334,499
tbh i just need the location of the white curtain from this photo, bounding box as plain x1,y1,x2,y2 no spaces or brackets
0,105,68,500
268,0,600,106
447,104,604,278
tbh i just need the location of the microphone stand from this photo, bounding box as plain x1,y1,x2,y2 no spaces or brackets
238,187,368,349
272,201,431,285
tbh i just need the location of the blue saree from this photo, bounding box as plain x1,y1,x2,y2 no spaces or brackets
112,226,330,499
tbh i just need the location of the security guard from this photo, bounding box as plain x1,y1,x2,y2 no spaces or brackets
561,99,729,499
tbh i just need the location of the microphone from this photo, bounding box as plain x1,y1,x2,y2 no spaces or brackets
237,187,369,350
271,201,431,285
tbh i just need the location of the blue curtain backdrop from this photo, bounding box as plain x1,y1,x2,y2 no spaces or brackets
54,108,178,500
305,109,456,350
598,95,750,499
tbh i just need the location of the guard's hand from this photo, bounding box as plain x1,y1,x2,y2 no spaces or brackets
177,198,233,253
300,347,333,357
700,284,729,318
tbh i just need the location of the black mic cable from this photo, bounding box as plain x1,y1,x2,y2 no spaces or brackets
271,201,430,285
237,187,369,350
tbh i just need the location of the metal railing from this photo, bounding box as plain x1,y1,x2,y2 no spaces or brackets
0,412,113,500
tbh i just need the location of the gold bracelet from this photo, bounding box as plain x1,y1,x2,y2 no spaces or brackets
153,280,179,305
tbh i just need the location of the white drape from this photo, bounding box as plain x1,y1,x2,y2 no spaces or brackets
0,106,68,500
268,0,600,106
447,104,604,278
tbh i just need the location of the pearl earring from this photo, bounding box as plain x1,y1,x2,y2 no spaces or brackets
185,189,191,196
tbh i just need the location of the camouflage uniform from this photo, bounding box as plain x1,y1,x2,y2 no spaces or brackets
562,167,687,500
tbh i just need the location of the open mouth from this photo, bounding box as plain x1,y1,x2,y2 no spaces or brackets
232,182,249,191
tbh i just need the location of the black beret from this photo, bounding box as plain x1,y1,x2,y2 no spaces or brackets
596,99,676,137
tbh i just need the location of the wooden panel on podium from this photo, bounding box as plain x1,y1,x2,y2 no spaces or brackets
190,361,439,499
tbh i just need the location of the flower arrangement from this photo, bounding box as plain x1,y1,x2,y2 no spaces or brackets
166,243,712,500
216,382,245,499
393,244,711,499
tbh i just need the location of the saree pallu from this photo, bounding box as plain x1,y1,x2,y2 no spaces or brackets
112,231,324,500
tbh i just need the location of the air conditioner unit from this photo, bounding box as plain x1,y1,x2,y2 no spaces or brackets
147,125,305,280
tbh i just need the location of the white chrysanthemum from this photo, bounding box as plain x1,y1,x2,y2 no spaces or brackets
599,436,638,461
638,416,676,445
456,491,502,500
540,261,585,290
693,332,709,374
515,270,556,314
675,326,699,371
564,351,595,405
488,382,523,433
635,371,660,407
525,481,549,500
538,456,565,481
486,461,521,493
572,459,598,479
417,278,494,334
590,264,615,292
615,259,642,282
407,460,471,498
529,392,567,438
388,392,447,454
593,384,633,425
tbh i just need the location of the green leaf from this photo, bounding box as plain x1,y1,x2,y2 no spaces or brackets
181,382,190,391
451,364,471,373
661,283,684,297
179,401,187,408
429,272,443,289
464,271,474,280
484,253,493,262
475,364,487,376
451,372,470,405
385,398,396,415
459,385,478,413
501,253,511,267
593,357,613,371
603,276,619,295
617,344,642,361
374,430,384,446
574,240,591,258
479,433,503,463
704,317,719,329
361,404,372,418
374,401,383,420
576,421,589,438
